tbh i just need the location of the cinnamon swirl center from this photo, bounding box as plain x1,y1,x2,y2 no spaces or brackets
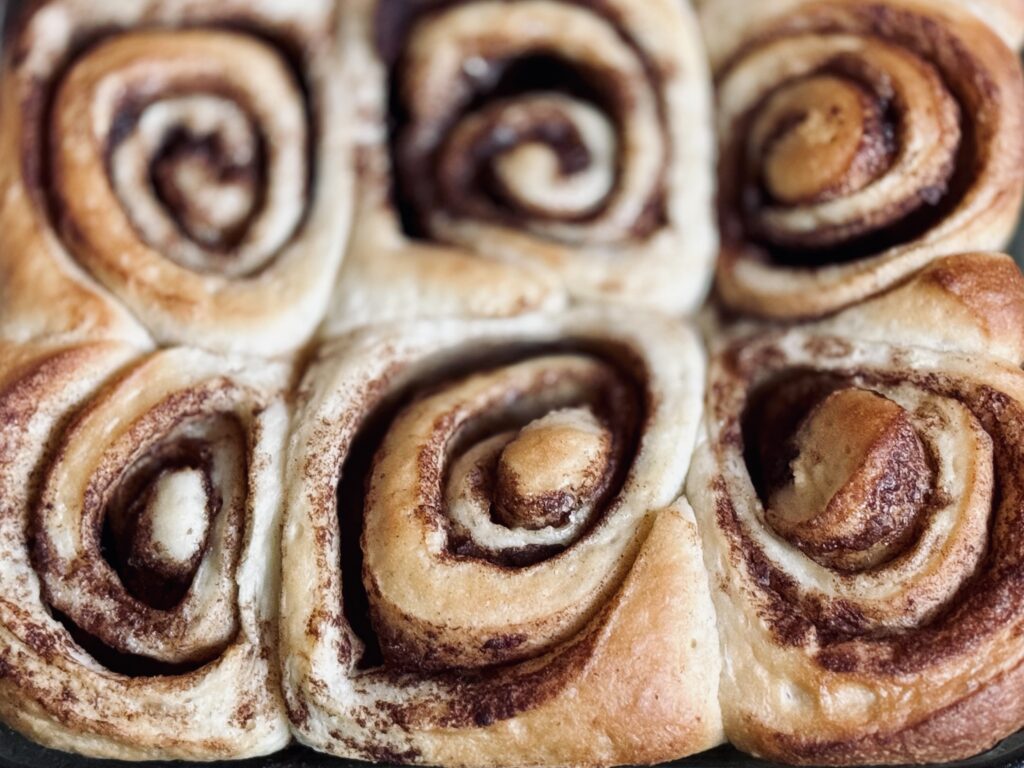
733,357,991,639
33,383,258,669
751,75,895,207
50,30,309,278
338,348,649,671
764,388,932,572
383,0,668,245
716,8,984,267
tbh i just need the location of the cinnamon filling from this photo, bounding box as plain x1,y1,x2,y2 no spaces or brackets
46,29,311,279
764,388,931,571
333,344,645,671
34,409,248,672
716,6,990,270
103,440,218,610
148,123,266,253
382,1,669,244
718,339,997,652
744,373,935,573
752,75,894,208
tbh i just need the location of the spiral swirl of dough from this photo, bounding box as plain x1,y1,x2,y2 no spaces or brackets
0,341,290,760
280,311,723,767
703,0,1024,319
0,0,349,353
325,0,715,329
688,328,1024,764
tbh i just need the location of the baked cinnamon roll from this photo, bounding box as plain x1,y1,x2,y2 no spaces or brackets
324,0,715,331
0,340,290,759
280,311,723,766
687,260,1024,764
0,0,351,354
701,0,1024,320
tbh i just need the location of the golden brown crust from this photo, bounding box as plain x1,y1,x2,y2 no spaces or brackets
0,0,351,354
702,0,1024,320
424,504,724,768
921,252,1024,344
323,0,716,331
745,652,1024,764
280,311,722,767
0,339,291,759
811,252,1024,363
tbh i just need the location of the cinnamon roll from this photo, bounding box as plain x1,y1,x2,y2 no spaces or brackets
701,0,1024,320
0,0,351,354
687,267,1024,763
280,311,723,766
0,340,290,759
324,0,715,331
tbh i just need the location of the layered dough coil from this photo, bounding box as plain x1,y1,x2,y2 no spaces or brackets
0,340,290,760
701,0,1024,319
325,0,715,330
280,310,724,767
0,0,351,354
687,254,1024,765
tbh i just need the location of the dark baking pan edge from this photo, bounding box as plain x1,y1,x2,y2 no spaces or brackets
0,724,1022,768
